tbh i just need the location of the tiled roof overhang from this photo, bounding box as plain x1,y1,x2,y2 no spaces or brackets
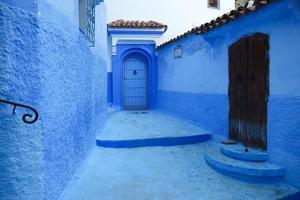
108,19,168,32
156,0,273,50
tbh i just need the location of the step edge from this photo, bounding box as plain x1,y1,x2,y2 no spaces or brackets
96,134,212,148
96,132,211,141
205,155,285,177
220,146,268,162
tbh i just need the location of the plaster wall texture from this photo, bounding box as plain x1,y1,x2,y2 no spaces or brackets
0,2,43,199
0,1,107,200
106,0,235,45
1,0,37,12
157,0,300,188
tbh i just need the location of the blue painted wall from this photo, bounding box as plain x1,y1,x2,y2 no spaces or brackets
0,0,107,199
111,44,157,109
157,0,300,188
1,0,37,12
0,2,43,199
107,72,113,105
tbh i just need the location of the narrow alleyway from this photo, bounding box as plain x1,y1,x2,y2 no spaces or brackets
60,110,297,200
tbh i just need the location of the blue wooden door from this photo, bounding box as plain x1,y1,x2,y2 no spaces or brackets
123,53,148,110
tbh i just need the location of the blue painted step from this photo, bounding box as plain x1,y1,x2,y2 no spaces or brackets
281,191,300,200
96,134,211,148
221,144,268,162
205,150,284,183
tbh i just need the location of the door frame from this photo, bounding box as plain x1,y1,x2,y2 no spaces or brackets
121,50,150,110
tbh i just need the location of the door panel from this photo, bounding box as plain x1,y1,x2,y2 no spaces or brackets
123,53,148,110
124,69,146,79
228,33,269,150
229,37,249,145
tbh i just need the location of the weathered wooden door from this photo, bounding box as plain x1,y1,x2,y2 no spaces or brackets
123,53,148,110
228,33,269,150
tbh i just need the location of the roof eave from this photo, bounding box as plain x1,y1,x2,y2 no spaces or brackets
156,0,273,50
107,27,167,35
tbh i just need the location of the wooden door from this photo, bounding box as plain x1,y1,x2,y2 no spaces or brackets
228,33,269,150
123,53,148,110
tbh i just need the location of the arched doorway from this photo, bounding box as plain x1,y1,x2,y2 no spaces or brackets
123,53,148,110
228,33,269,150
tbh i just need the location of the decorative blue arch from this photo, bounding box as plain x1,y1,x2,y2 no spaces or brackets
111,43,157,109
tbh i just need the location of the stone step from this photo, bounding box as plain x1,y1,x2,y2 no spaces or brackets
96,134,211,148
96,111,212,148
205,149,284,183
280,191,300,200
220,143,268,162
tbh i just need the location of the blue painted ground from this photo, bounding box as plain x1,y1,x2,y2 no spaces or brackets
60,110,298,200
96,111,211,148
60,143,297,200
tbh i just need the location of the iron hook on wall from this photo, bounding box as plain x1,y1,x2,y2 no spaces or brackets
0,98,39,124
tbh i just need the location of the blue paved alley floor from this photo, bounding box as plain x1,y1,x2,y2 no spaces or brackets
60,111,297,200
97,110,209,140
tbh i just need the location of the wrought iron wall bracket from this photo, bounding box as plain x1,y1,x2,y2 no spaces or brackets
0,98,39,124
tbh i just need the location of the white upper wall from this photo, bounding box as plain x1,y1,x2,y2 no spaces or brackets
106,0,235,45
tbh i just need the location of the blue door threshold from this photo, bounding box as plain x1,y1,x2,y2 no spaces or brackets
96,134,211,148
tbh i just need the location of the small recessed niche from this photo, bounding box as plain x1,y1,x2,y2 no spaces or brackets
174,45,183,58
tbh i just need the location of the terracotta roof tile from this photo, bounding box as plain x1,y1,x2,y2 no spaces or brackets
156,0,273,50
108,19,168,31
